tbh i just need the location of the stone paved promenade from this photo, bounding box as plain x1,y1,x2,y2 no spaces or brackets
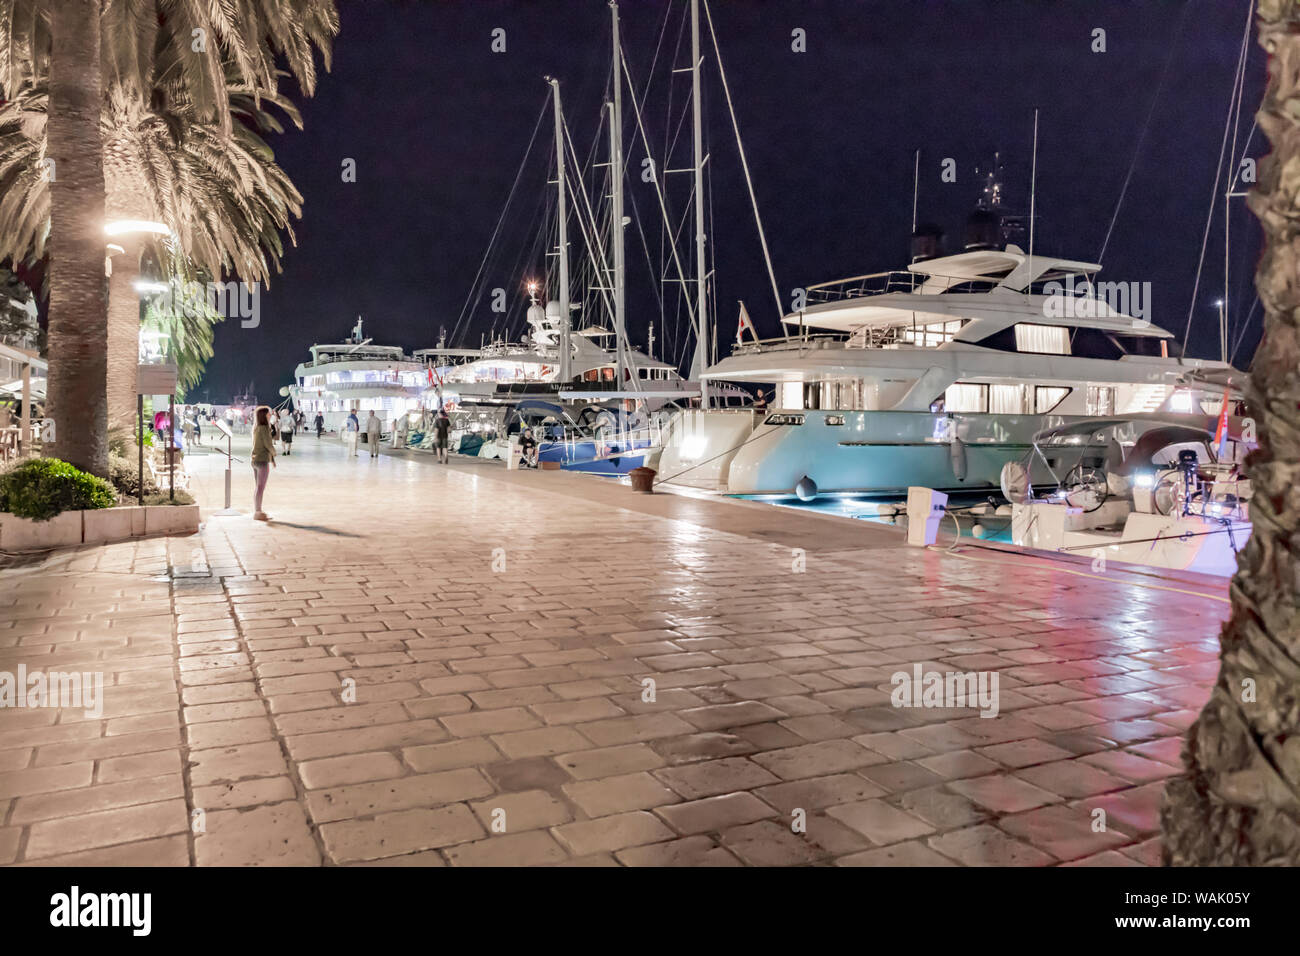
0,433,1229,866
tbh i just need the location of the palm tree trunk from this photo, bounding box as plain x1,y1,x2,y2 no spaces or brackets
106,246,140,434
1161,0,1300,864
45,0,109,477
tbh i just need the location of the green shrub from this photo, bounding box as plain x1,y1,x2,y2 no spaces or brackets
108,452,157,499
0,457,118,521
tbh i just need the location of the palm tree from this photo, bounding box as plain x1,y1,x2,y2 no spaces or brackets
43,0,108,475
2,70,306,430
0,0,338,473
1161,1,1300,864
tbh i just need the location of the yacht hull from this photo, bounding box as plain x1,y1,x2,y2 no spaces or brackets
660,408,1068,495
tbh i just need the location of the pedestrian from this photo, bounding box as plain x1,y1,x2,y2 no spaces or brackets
278,406,295,456
345,409,360,457
193,414,202,445
314,412,324,438
366,411,382,458
182,415,194,446
518,426,538,468
251,405,276,521
392,413,408,450
435,407,451,464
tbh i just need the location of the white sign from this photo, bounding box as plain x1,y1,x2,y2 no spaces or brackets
137,363,177,394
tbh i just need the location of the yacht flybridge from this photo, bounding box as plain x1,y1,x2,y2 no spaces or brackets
657,241,1244,497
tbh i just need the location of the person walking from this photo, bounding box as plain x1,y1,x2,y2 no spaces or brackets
345,409,360,456
250,405,276,521
366,411,382,458
278,406,295,456
435,407,451,464
193,414,202,446
314,412,324,438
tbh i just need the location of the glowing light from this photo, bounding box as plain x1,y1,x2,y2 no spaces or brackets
1169,390,1194,413
132,280,169,294
680,434,708,460
1133,472,1155,488
104,219,171,237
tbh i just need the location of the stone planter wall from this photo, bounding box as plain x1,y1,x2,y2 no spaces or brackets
0,504,200,552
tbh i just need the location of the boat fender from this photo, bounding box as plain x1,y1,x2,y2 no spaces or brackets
972,523,987,539
794,476,818,501
950,437,968,481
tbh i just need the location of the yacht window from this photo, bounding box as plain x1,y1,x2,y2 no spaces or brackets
1035,386,1071,413
1014,324,1071,355
944,383,988,413
899,320,963,348
824,415,845,426
639,368,648,379
765,414,805,426
989,384,1027,414
1086,386,1115,416
780,382,803,409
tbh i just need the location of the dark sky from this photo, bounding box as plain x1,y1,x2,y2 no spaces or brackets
201,0,1265,404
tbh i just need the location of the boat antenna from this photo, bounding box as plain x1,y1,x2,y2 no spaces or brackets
1028,109,1038,262
911,148,920,233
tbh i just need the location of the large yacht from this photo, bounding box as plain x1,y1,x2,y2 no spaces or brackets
421,291,693,410
657,229,1243,497
290,320,428,430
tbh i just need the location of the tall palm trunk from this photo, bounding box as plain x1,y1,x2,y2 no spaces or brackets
1162,0,1300,864
45,0,109,476
106,245,140,434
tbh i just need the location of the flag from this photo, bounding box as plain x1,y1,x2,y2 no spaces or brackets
1214,386,1231,459
736,301,755,344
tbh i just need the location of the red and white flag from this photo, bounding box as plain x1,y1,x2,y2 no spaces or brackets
736,301,756,344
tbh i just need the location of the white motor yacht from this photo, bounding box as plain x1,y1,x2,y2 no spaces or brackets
657,237,1244,497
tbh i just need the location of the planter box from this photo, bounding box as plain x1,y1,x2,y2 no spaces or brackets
0,503,200,552
83,506,135,544
145,504,199,536
0,510,82,551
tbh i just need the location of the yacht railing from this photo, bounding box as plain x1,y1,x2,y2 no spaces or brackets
804,270,1003,304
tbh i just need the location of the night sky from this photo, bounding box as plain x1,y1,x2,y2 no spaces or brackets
200,0,1265,404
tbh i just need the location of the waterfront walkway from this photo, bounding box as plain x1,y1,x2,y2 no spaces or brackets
0,433,1228,865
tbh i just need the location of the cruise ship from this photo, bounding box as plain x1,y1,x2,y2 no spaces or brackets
657,229,1243,497
290,320,428,431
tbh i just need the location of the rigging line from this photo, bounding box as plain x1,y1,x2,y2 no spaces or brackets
449,95,549,348
1096,0,1190,264
1229,296,1259,367
703,0,783,323
1180,0,1253,358
622,54,699,337
562,121,617,328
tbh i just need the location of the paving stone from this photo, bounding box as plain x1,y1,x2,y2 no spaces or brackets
928,824,1055,866
444,829,569,867
195,801,321,866
654,757,779,800
564,772,680,817
656,791,775,834
553,811,676,856
321,804,486,864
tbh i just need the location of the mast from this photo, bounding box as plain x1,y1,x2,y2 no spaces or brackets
548,77,572,384
688,0,709,403
610,1,629,385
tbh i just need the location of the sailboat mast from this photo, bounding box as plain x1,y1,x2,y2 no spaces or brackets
689,0,709,402
549,77,572,385
610,1,628,385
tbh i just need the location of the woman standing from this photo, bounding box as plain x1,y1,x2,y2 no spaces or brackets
251,405,277,521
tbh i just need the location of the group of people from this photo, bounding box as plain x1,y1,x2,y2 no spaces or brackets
247,403,460,521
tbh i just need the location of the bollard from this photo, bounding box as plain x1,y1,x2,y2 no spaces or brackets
905,487,948,546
